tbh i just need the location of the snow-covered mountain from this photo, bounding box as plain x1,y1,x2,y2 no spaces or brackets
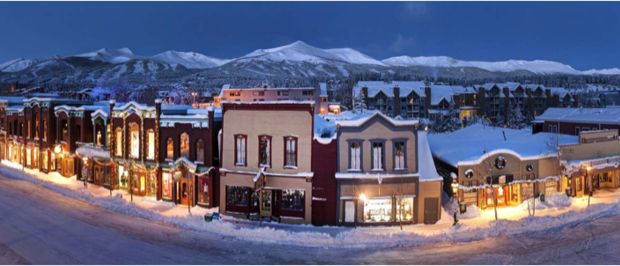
382,55,580,75
152,51,229,69
233,41,385,66
1,40,619,88
0,58,36,73
74,48,138,64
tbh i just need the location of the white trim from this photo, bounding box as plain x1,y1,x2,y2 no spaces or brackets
219,168,314,178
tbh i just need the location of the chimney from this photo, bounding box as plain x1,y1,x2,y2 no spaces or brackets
424,85,431,118
393,86,401,117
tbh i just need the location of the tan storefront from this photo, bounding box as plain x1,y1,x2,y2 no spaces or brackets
219,102,315,224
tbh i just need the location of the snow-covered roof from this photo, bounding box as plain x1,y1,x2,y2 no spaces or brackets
429,124,578,167
221,100,315,105
536,107,620,125
417,131,443,181
428,84,473,105
335,111,418,127
353,81,426,98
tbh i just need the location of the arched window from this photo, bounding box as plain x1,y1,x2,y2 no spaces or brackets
196,138,205,163
115,128,123,156
166,137,174,160
129,123,140,159
180,132,190,159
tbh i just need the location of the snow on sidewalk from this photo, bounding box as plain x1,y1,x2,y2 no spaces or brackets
2,160,620,249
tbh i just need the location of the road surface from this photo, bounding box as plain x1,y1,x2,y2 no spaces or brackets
1,172,620,264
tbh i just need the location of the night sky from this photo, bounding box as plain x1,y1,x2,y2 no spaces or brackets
1,1,619,70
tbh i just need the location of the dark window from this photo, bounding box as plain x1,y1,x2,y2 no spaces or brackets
281,189,305,211
226,186,251,207
284,136,297,167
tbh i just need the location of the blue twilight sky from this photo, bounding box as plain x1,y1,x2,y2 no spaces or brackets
0,2,619,70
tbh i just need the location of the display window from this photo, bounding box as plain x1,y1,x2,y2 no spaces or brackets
363,198,393,223
162,172,173,200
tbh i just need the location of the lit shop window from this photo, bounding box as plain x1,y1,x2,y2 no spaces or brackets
396,197,414,222
162,172,173,200
281,189,304,212
363,198,392,223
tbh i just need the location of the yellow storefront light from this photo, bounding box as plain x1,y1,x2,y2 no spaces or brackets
53,144,62,154
359,193,367,202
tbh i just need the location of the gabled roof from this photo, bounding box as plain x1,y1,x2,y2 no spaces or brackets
353,81,426,98
335,111,418,128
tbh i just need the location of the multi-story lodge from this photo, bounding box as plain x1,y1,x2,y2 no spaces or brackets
429,124,578,210
533,107,620,135
323,112,443,225
219,101,315,223
352,81,577,124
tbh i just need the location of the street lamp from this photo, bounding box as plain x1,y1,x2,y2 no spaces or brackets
451,173,460,226
82,157,88,188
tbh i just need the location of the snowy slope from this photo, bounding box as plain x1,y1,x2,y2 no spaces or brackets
582,68,620,75
0,58,35,72
152,51,229,69
324,48,387,66
74,48,138,64
382,55,580,75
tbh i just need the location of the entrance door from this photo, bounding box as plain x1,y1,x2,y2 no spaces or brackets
344,200,355,223
180,181,189,205
260,190,272,217
424,198,439,224
271,190,282,219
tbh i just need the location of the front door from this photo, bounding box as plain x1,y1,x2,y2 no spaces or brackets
180,181,189,206
424,198,439,224
344,200,356,223
271,190,281,219
260,190,272,218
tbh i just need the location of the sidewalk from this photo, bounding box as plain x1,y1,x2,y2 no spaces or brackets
1,159,620,248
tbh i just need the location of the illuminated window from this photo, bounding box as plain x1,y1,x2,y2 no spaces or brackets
166,137,174,160
129,123,140,159
146,130,155,160
115,128,123,156
180,132,190,159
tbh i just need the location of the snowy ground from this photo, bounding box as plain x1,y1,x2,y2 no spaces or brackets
2,161,620,263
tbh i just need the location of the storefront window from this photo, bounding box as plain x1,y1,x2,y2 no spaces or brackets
118,165,127,189
363,198,393,223
162,172,173,200
197,177,209,205
395,197,414,222
226,186,251,207
281,189,304,211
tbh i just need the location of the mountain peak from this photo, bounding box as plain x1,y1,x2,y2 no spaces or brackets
152,50,229,69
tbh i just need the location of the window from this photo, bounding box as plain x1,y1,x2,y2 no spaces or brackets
96,131,103,146
349,142,362,171
258,135,271,167
226,186,251,207
43,120,47,140
284,136,297,167
575,127,581,135
281,189,305,212
129,123,140,159
180,133,190,159
61,121,68,141
115,128,123,156
196,138,205,163
235,135,247,166
146,130,155,160
166,137,174,160
302,90,314,96
252,91,265,96
394,141,406,170
277,91,289,96
371,142,384,171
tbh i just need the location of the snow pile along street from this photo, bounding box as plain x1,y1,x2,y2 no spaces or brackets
1,160,620,249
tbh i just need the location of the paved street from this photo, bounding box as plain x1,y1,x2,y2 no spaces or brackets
1,172,620,264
